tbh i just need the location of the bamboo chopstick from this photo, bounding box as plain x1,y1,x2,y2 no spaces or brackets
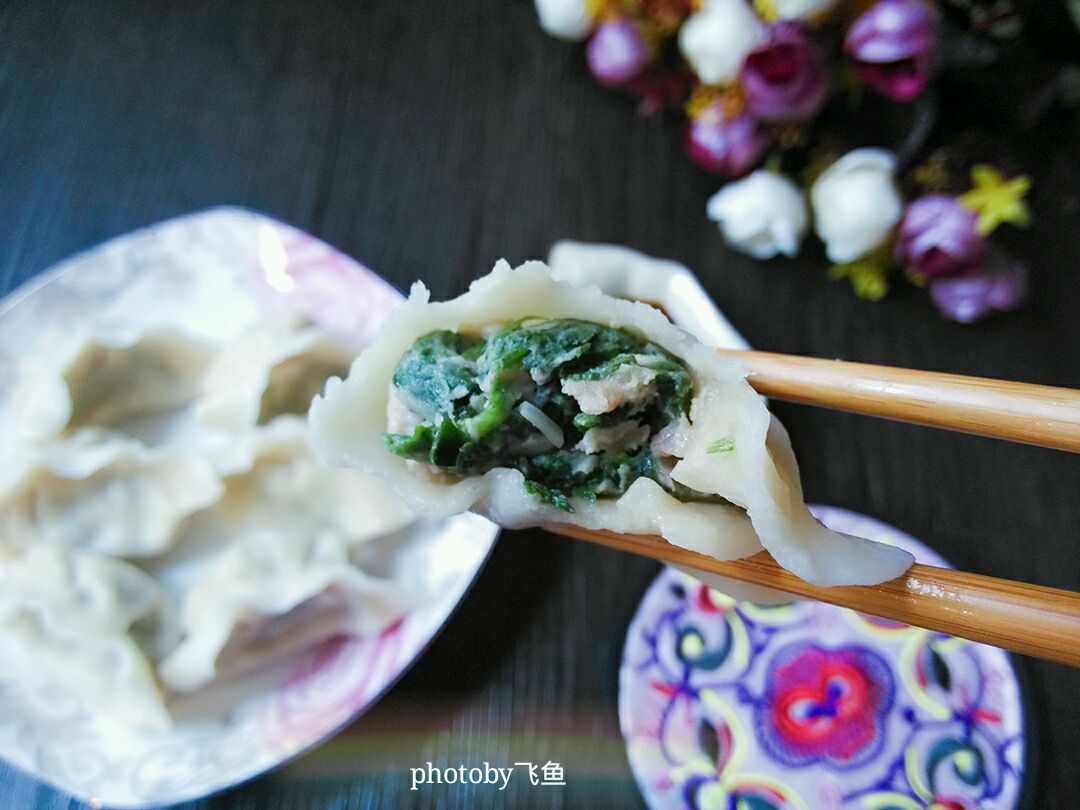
536,351,1080,662
720,349,1080,453
547,523,1080,667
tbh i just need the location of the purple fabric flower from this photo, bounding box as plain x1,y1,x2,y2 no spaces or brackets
739,23,829,122
844,0,938,102
929,253,1028,323
587,19,652,88
685,104,772,176
895,195,984,278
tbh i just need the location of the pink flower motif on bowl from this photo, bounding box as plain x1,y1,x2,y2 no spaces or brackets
758,643,894,769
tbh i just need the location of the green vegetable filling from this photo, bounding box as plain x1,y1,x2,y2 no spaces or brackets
383,318,713,512
706,436,736,454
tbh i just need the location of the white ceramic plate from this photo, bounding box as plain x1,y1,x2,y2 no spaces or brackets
0,207,500,807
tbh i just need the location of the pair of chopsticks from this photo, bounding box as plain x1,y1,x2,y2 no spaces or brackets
545,349,1080,667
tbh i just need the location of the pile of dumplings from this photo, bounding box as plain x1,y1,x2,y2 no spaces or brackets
0,314,416,732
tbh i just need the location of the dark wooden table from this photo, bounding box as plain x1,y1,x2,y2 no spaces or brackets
1,1,1077,807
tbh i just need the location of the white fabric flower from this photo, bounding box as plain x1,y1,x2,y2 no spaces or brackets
810,148,902,263
678,0,767,85
706,171,808,259
773,0,839,21
535,0,592,41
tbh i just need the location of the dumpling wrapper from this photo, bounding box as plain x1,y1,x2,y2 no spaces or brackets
0,428,222,558
0,544,177,731
309,261,913,588
7,328,214,443
158,528,418,693
159,418,416,693
0,328,216,495
62,328,215,433
195,320,357,431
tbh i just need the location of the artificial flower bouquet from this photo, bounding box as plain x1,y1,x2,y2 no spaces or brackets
535,0,1033,322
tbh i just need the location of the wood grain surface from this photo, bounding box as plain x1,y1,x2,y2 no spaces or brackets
0,1,1077,808
723,349,1080,451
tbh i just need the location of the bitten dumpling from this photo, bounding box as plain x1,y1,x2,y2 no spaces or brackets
310,261,913,588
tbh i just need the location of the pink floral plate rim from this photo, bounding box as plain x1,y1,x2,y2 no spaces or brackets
619,505,1028,810
0,207,501,807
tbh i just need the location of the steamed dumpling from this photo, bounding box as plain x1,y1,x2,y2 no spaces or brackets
213,418,415,536
158,527,416,692
159,418,415,692
195,322,357,431
62,329,215,433
0,428,222,557
0,544,177,731
0,328,216,494
9,328,214,442
0,273,420,729
310,261,913,588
